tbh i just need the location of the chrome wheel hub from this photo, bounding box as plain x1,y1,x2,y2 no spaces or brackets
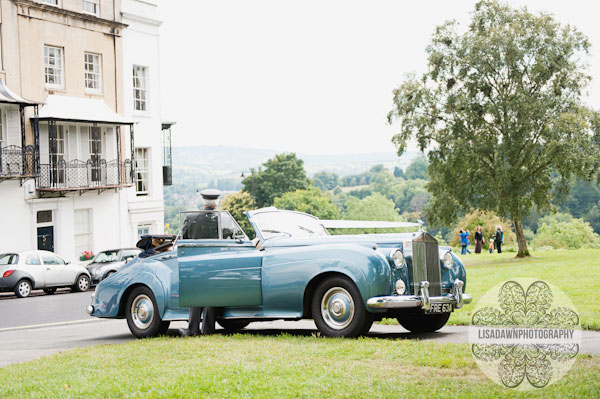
79,277,89,291
321,287,355,330
18,282,30,296
131,294,154,330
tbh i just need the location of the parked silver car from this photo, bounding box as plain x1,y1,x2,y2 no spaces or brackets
86,248,141,285
0,250,91,298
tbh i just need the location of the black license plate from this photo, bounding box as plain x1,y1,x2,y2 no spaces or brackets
425,303,453,314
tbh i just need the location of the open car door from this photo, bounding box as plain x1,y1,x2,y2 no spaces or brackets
178,211,263,307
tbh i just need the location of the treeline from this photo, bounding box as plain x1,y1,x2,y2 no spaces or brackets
164,152,600,249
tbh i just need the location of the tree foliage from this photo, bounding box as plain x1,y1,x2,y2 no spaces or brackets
273,188,340,219
337,193,406,234
313,171,341,191
242,153,312,208
388,0,600,257
220,191,255,237
404,156,429,180
533,213,600,249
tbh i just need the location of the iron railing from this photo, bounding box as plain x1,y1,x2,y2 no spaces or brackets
37,159,132,190
0,145,37,178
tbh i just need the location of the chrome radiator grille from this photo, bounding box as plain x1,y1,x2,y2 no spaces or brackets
411,232,442,296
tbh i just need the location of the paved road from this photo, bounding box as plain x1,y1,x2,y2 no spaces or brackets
0,289,92,328
1,292,600,367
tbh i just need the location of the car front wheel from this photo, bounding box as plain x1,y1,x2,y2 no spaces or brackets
125,286,170,338
72,274,90,292
311,276,373,338
397,312,450,333
15,279,32,298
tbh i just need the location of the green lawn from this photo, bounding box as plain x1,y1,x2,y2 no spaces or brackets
448,249,600,330
2,335,599,398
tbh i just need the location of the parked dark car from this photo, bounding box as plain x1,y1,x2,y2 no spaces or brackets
86,248,141,285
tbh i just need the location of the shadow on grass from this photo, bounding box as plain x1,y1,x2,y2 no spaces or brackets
159,326,453,341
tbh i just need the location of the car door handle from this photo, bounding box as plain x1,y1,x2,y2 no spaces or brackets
46,268,51,270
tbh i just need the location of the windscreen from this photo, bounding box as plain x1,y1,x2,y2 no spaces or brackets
92,251,119,263
251,211,329,240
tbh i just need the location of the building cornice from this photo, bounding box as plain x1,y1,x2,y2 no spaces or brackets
13,0,128,33
121,11,162,27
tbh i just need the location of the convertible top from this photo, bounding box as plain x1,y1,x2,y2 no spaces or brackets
320,220,421,229
136,235,177,253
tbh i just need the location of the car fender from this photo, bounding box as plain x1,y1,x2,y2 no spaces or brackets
1,269,37,290
91,259,168,318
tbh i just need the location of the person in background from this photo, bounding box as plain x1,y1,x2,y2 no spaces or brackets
459,229,467,255
459,229,471,254
474,226,485,254
489,235,495,253
494,225,504,254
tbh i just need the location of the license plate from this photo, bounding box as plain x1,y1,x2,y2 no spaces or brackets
425,303,453,314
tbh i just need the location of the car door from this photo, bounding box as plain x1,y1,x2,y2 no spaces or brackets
178,212,263,307
40,252,73,286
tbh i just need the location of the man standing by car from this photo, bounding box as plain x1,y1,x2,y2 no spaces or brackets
179,189,221,336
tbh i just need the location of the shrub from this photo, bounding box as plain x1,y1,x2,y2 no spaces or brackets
533,216,600,249
449,210,514,247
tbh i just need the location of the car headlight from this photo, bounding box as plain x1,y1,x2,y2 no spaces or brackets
389,248,405,268
442,251,453,269
395,279,406,295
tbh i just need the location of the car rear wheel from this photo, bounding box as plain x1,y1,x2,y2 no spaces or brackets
218,319,251,332
43,287,57,295
125,286,170,338
397,312,450,333
72,274,90,292
15,279,32,298
311,276,373,338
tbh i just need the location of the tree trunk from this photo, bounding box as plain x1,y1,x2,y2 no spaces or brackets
513,218,530,257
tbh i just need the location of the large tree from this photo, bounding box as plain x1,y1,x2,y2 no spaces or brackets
242,153,312,208
388,0,600,257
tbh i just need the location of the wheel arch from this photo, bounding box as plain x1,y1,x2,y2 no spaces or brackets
302,271,361,319
116,281,166,319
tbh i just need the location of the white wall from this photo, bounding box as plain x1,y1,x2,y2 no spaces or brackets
121,0,166,243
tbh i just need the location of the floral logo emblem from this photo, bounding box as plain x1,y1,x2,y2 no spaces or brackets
469,279,580,390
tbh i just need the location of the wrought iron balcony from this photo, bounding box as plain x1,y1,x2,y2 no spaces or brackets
0,145,37,180
36,159,133,194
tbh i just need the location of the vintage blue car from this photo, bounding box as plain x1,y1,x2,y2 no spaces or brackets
87,208,472,338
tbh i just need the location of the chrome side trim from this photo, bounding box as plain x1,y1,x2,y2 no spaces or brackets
366,279,472,310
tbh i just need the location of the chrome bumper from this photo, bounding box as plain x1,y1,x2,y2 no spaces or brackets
366,279,472,310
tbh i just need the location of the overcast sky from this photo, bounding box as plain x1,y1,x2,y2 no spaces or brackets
158,0,600,155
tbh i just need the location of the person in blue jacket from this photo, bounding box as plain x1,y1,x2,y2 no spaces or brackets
459,229,472,255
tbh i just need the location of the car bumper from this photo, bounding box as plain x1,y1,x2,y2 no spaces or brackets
0,271,30,291
366,279,472,310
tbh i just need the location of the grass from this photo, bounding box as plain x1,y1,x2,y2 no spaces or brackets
447,249,600,330
2,334,600,398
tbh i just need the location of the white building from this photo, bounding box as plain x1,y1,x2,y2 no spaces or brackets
0,0,171,263
121,0,171,244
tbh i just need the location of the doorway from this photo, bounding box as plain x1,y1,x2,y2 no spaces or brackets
37,226,54,252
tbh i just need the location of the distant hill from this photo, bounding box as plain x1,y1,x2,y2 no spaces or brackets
170,145,421,188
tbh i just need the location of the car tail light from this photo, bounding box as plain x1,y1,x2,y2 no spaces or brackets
2,270,15,278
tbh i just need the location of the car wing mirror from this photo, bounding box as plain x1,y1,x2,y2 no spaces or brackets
65,260,71,265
